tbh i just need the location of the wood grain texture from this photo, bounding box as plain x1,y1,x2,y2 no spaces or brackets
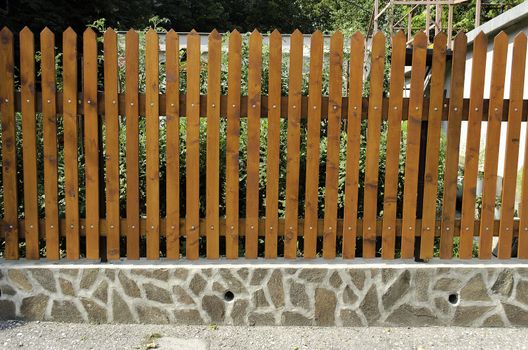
284,30,304,259
303,30,324,259
381,31,406,259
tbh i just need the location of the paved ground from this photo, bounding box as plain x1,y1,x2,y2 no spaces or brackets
2,320,528,350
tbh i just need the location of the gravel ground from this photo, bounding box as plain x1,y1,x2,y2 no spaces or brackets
2,320,528,350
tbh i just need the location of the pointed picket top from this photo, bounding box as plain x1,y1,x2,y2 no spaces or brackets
393,30,406,41
291,28,303,39
146,28,158,40
189,29,199,36
331,30,344,41
474,31,488,47
311,30,323,41
513,31,527,46
270,29,281,40
63,26,77,39
126,28,138,42
20,26,33,37
412,31,428,48
372,30,385,46
230,28,241,39
432,31,447,49
208,28,220,41
494,31,508,45
453,31,468,45
41,26,54,39
0,26,12,38
104,27,117,39
250,29,261,39
166,28,177,39
83,26,96,40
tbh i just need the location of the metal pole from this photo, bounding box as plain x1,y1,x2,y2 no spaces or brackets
374,0,380,32
436,4,442,35
475,0,482,27
448,4,453,48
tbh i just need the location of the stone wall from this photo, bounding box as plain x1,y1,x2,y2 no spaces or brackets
1,261,527,326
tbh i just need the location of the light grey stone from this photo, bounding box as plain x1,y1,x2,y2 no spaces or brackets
80,269,99,290
250,269,269,285
290,282,309,310
516,280,528,305
21,294,49,320
131,269,169,281
104,269,115,281
343,286,358,305
248,312,275,326
237,268,249,281
434,297,452,315
118,271,141,298
144,283,172,304
433,277,461,292
0,300,16,320
491,269,514,297
381,270,397,284
382,270,410,309
189,274,207,296
60,269,79,277
112,291,134,323
231,299,248,325
340,309,363,326
329,271,342,288
174,269,189,280
315,288,337,326
51,300,84,322
0,269,3,279
212,281,225,293
137,305,170,324
202,295,225,323
81,298,107,323
299,269,327,283
174,309,204,325
30,268,57,293
252,289,269,308
220,269,246,293
360,285,380,324
8,269,32,291
460,274,491,302
282,311,313,326
502,302,528,326
59,277,75,296
414,269,431,302
386,304,440,326
482,314,505,327
173,285,195,305
93,280,108,303
267,270,284,308
348,270,366,290
453,306,496,326
0,283,16,296
202,269,212,277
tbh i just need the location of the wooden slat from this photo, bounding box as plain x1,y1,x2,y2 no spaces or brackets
20,27,39,259
362,32,385,258
419,33,448,259
498,33,527,259
458,32,487,259
145,29,160,260
125,29,140,259
342,32,365,259
83,28,100,260
322,31,344,259
284,30,304,259
206,30,221,259
0,27,18,259
63,27,79,260
479,32,508,259
439,32,467,259
381,31,406,259
400,32,427,259
186,30,201,260
166,30,180,259
226,30,242,259
245,30,262,259
40,27,59,260
104,28,120,260
303,30,324,259
264,30,282,259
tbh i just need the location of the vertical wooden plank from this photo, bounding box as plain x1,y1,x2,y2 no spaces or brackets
226,30,242,259
245,30,262,259
83,28,99,260
440,32,467,259
145,29,160,260
186,30,201,260
342,32,365,259
20,27,39,259
41,28,59,260
362,32,385,258
264,30,282,259
166,30,180,259
125,29,140,260
303,31,324,259
283,29,304,259
322,31,343,259
419,33,448,259
381,31,406,259
104,28,120,260
458,33,487,259
479,32,508,259
0,28,18,260
63,27,79,260
400,32,427,259
498,33,527,259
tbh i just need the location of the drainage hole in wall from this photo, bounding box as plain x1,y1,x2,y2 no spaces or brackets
224,291,234,302
448,293,459,305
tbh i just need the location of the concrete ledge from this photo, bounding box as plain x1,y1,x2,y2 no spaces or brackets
1,259,527,327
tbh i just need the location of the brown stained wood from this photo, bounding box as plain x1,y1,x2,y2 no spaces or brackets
498,33,527,259
206,30,221,259
226,30,242,259
284,30,304,259
125,30,140,259
400,32,428,259
381,31,406,259
186,30,201,260
342,32,365,259
264,30,282,259
323,31,344,259
40,28,59,260
303,31,324,259
83,28,100,260
104,28,120,261
145,29,160,260
0,28,18,259
362,32,385,258
440,32,467,259
245,30,262,259
459,33,488,259
20,27,39,259
63,27,80,260
479,32,508,259
166,30,180,259
419,33,448,259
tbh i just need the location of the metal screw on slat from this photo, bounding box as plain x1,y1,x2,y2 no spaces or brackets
328,227,332,230
475,107,479,111
212,103,216,108
26,99,30,103
171,225,175,230
110,225,114,229
4,98,8,103
415,107,419,110
485,227,489,231
68,99,72,103
293,105,296,109
313,106,317,110
374,106,378,110
252,104,256,108
170,103,174,107
289,226,293,230
515,108,518,112
446,227,450,231
150,102,154,107
465,227,469,231
426,227,430,231
87,100,92,104
191,103,195,107
210,225,214,230
9,225,13,229
409,226,412,230
30,225,33,229
151,225,154,229
272,105,277,109
50,225,54,229
495,108,498,112
70,224,74,229
270,226,273,230
434,107,438,111
387,226,391,230
130,102,134,106
333,105,337,110
112,100,116,104
309,226,313,230
348,226,352,230
394,106,398,110
232,104,236,108
367,226,371,231
506,227,510,231
230,225,234,230
354,106,357,110
250,225,254,229
131,225,135,229
454,107,458,111
47,100,51,103
90,224,94,229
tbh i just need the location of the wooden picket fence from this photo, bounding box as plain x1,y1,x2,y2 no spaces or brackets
1,26,528,261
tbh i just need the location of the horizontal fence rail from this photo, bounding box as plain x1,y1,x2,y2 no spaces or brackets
1,26,528,261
